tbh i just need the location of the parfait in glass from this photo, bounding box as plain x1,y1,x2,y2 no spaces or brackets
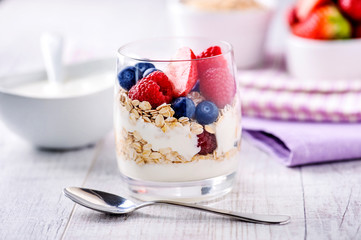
114,37,241,201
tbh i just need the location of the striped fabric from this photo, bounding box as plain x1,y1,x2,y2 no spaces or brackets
238,56,361,122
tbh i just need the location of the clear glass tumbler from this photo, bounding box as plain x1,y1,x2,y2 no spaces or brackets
114,37,241,202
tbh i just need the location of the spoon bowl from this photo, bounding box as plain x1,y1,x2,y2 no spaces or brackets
64,187,291,224
64,187,137,214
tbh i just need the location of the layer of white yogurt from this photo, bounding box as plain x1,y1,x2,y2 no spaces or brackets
10,72,113,98
114,102,200,161
215,106,242,154
117,155,239,182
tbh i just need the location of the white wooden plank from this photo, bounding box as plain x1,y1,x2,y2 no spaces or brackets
0,121,100,240
62,135,305,240
301,161,361,240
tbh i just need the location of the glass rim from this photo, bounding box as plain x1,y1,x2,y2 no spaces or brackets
117,36,233,63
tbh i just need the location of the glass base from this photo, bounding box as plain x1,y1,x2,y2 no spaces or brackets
120,172,237,203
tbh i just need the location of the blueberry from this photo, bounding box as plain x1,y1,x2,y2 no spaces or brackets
135,62,155,75
143,68,161,77
195,101,219,125
191,81,200,92
117,66,142,90
172,97,196,119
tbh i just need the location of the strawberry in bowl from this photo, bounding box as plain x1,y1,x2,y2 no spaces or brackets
286,0,361,80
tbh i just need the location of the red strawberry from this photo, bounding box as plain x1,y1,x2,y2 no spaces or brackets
199,67,236,109
197,46,228,76
143,71,174,103
129,78,166,108
287,6,299,27
338,0,361,21
166,47,198,98
354,24,361,38
296,0,330,21
197,45,222,58
292,5,351,40
197,131,217,155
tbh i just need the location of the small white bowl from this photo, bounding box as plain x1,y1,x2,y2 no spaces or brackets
168,0,275,68
286,35,361,80
0,59,114,149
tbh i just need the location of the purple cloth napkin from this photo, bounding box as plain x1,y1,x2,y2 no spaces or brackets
242,117,361,167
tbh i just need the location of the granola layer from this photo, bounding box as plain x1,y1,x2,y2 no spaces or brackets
115,89,241,165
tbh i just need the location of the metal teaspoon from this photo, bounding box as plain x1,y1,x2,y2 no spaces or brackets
63,187,290,224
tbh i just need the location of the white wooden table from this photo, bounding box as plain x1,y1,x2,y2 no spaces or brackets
0,115,361,239
1,120,361,240
1,0,361,239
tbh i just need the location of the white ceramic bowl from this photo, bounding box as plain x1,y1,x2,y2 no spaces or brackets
286,35,361,80
0,59,114,149
168,0,275,69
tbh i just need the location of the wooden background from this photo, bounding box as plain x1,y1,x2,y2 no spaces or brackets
1,0,361,239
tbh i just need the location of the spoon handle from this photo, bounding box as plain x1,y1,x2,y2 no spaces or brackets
144,201,290,224
40,33,64,85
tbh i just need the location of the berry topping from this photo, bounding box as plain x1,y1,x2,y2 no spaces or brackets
191,81,200,92
292,5,351,40
128,78,166,108
117,66,142,91
197,131,217,155
166,47,198,98
197,46,228,76
143,68,160,77
195,101,219,125
144,71,174,103
199,67,236,108
135,62,155,75
198,45,223,58
338,0,361,21
171,97,196,119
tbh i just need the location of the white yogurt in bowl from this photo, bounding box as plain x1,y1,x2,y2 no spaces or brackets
9,72,113,98
0,59,114,149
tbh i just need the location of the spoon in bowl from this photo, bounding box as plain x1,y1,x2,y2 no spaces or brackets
40,32,64,86
64,187,290,224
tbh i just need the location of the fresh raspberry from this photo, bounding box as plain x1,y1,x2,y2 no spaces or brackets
199,67,236,108
197,46,228,76
144,71,174,103
197,46,222,58
128,78,166,108
166,47,198,98
197,131,217,155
